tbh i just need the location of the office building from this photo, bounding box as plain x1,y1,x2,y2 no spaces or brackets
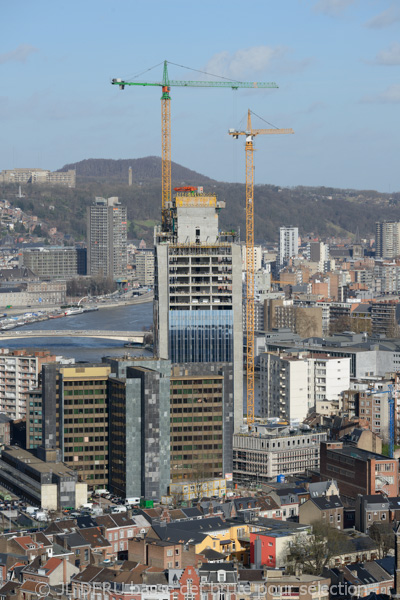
170,363,234,481
0,168,76,188
154,187,243,432
20,247,87,278
375,221,400,259
279,226,299,266
233,424,328,484
320,441,399,501
41,363,111,488
0,349,57,420
87,197,127,279
107,357,171,500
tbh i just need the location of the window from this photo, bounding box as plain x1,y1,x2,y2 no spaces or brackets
167,549,173,557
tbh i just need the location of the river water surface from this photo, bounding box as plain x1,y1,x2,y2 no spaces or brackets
0,302,154,362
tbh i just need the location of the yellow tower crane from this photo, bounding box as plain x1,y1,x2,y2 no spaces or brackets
229,110,294,427
112,61,278,228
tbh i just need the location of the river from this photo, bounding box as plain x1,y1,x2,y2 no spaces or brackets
0,302,154,362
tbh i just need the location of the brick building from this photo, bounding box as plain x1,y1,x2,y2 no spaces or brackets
319,441,399,502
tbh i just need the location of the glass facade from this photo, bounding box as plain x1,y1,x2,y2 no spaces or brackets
169,310,233,363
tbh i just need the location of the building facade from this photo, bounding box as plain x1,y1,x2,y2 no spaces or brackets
107,357,171,500
170,362,234,481
41,363,111,488
375,221,400,259
20,247,87,278
233,426,328,484
135,250,154,286
0,168,76,187
87,197,127,279
154,188,243,433
279,227,299,266
0,349,56,420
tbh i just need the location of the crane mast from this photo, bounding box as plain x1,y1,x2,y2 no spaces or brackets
161,62,171,228
230,110,294,427
112,61,278,230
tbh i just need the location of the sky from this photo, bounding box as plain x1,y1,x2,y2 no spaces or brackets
1,0,400,192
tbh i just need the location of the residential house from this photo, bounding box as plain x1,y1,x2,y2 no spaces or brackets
355,495,391,533
299,495,344,529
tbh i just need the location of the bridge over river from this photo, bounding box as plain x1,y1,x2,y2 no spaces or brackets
0,330,146,343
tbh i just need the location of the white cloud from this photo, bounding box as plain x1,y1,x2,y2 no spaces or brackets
0,44,38,65
313,0,356,16
204,46,310,80
361,84,400,104
373,43,400,66
365,4,400,28
204,46,287,80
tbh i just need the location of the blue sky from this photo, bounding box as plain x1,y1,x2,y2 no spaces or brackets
1,0,400,191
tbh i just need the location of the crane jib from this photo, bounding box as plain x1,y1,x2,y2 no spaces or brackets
111,80,278,89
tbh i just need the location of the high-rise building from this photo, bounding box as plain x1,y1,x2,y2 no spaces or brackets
106,357,171,500
87,197,127,279
41,363,111,487
153,187,243,432
375,221,400,259
279,226,299,266
170,363,234,481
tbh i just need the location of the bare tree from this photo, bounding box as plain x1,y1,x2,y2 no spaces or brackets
368,522,394,558
286,521,351,575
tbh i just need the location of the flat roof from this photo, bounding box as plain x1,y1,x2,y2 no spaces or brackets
328,445,394,462
1,446,77,476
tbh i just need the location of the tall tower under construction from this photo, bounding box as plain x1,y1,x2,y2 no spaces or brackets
154,187,243,433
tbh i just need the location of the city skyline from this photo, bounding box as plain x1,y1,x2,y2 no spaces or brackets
1,0,400,193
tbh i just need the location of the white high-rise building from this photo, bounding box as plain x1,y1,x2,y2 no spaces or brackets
87,197,127,279
279,227,299,265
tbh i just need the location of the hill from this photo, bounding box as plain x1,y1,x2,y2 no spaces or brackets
58,156,215,185
2,157,400,244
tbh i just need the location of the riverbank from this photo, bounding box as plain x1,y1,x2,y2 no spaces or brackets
1,292,153,319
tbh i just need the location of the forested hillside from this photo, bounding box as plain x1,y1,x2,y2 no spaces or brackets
2,157,399,244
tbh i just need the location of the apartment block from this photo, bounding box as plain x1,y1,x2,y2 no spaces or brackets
135,250,154,286
154,188,243,432
87,197,127,279
358,383,390,442
41,363,111,487
370,301,400,336
260,352,309,421
375,221,400,259
279,226,299,265
260,352,350,420
233,425,328,484
107,357,171,500
20,247,87,278
0,349,56,420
